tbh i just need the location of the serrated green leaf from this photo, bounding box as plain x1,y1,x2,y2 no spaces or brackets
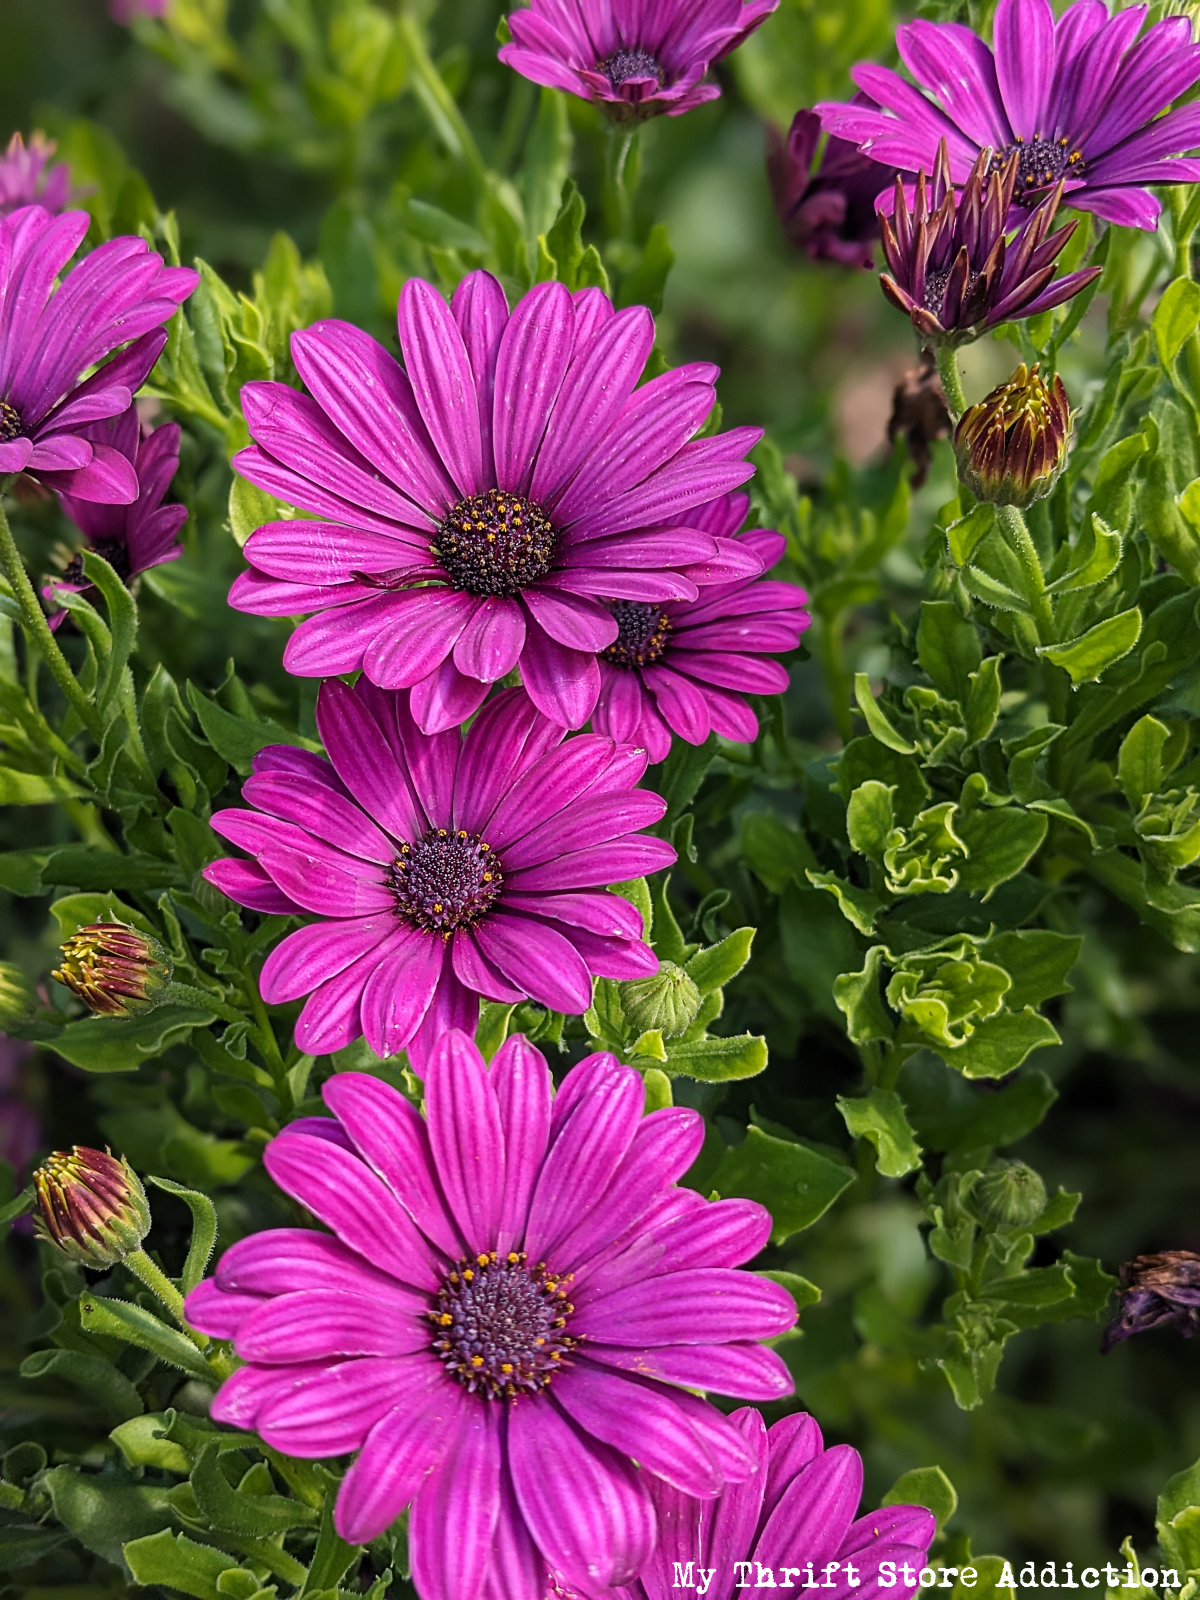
191,1441,318,1535
663,1031,767,1081
124,1529,246,1600
834,945,894,1044
43,1466,175,1571
0,767,85,804
685,927,754,995
846,779,895,859
111,1413,192,1475
146,1175,218,1294
947,1008,1061,1079
917,601,981,702
1048,514,1123,593
955,806,1048,895
838,1087,922,1177
964,656,1002,744
50,1003,217,1073
807,869,885,935
1040,608,1142,684
978,930,1082,1011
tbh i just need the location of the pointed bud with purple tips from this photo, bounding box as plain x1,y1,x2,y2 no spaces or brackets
878,141,1101,348
953,363,1070,509
52,920,173,1017
34,1147,150,1269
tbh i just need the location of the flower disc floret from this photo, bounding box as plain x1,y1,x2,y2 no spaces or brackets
184,1033,798,1597
431,1250,576,1398
204,680,675,1067
603,601,673,668
230,271,766,733
817,0,1200,231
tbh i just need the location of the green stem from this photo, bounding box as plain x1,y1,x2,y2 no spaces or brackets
0,487,105,744
1170,187,1197,281
397,13,488,186
996,503,1056,645
124,1248,188,1327
819,610,853,746
936,344,969,421
166,982,248,1027
603,124,639,242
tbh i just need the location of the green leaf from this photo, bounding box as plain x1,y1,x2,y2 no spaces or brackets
906,1067,1057,1154
834,946,894,1045
1118,714,1170,808
42,1466,176,1571
946,502,996,566
883,1465,958,1531
964,656,1002,744
663,1032,768,1081
545,179,586,287
617,223,674,316
779,884,866,1022
685,927,754,995
41,845,181,892
1048,514,1123,593
0,1184,33,1229
837,1087,922,1178
0,767,85,803
948,1009,1061,1079
854,673,915,753
807,869,886,936
1039,607,1142,684
298,1496,361,1598
111,1413,192,1475
187,682,314,776
978,930,1082,1011
846,780,896,860
1154,276,1200,371
0,1526,70,1566
955,807,1048,895
740,811,816,892
19,1349,143,1424
655,732,718,818
917,601,981,702
80,550,137,709
191,1441,318,1535
124,1529,246,1600
147,1175,218,1294
51,1003,217,1073
79,1295,214,1380
228,476,280,547
1157,1453,1200,1576
709,1125,854,1243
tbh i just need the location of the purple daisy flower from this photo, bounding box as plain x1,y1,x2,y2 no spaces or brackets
203,679,675,1067
229,271,763,733
44,411,187,628
592,500,810,762
607,1410,936,1600
185,1034,796,1595
816,0,1200,231
0,134,71,217
0,207,197,504
499,0,778,121
768,108,897,269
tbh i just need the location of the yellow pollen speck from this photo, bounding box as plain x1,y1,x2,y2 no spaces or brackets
471,1356,485,1368
439,1313,453,1326
463,1269,474,1282
477,1253,490,1266
501,1363,514,1374
507,1252,520,1264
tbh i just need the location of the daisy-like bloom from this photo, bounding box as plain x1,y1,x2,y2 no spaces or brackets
608,1410,936,1600
0,134,70,217
816,0,1200,232
768,108,897,269
592,496,810,763
230,271,763,733
879,141,1101,346
44,411,187,627
499,0,778,122
0,207,197,503
184,1034,796,1595
203,679,675,1067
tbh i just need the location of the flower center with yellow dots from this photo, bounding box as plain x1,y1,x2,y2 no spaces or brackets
602,600,672,668
992,135,1083,204
432,489,557,597
430,1251,578,1400
387,828,503,934
0,400,22,442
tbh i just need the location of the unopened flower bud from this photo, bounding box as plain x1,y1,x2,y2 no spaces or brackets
34,1147,150,1269
971,1160,1046,1228
619,962,702,1038
52,920,172,1016
953,363,1070,508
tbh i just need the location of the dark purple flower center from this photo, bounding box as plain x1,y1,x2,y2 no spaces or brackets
601,47,664,90
64,539,131,585
992,135,1083,204
430,1250,577,1399
386,827,503,934
922,268,980,318
431,489,557,598
602,600,672,668
0,400,22,442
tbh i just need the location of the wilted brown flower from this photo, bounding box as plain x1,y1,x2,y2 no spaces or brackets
1101,1251,1200,1352
888,356,950,489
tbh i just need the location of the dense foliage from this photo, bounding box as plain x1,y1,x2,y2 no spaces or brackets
3,2,1200,1598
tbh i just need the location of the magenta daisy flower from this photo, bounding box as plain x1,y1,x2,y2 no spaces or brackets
592,500,810,762
229,271,763,733
768,108,897,269
816,0,1200,231
184,1033,796,1596
499,1,778,121
203,679,675,1067
44,411,186,628
0,134,70,217
610,1410,936,1600
0,207,196,503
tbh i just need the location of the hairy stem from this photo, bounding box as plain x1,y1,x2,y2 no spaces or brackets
936,344,969,421
0,486,104,744
604,124,640,242
997,503,1056,645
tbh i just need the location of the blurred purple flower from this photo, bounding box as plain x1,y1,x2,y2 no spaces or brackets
608,1410,936,1600
593,497,809,762
185,1033,795,1594
203,679,675,1067
0,134,71,217
499,0,778,121
878,141,1101,346
816,0,1200,232
1102,1251,1200,1351
768,108,896,268
44,412,186,627
0,1034,40,1174
0,207,196,504
229,270,762,733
